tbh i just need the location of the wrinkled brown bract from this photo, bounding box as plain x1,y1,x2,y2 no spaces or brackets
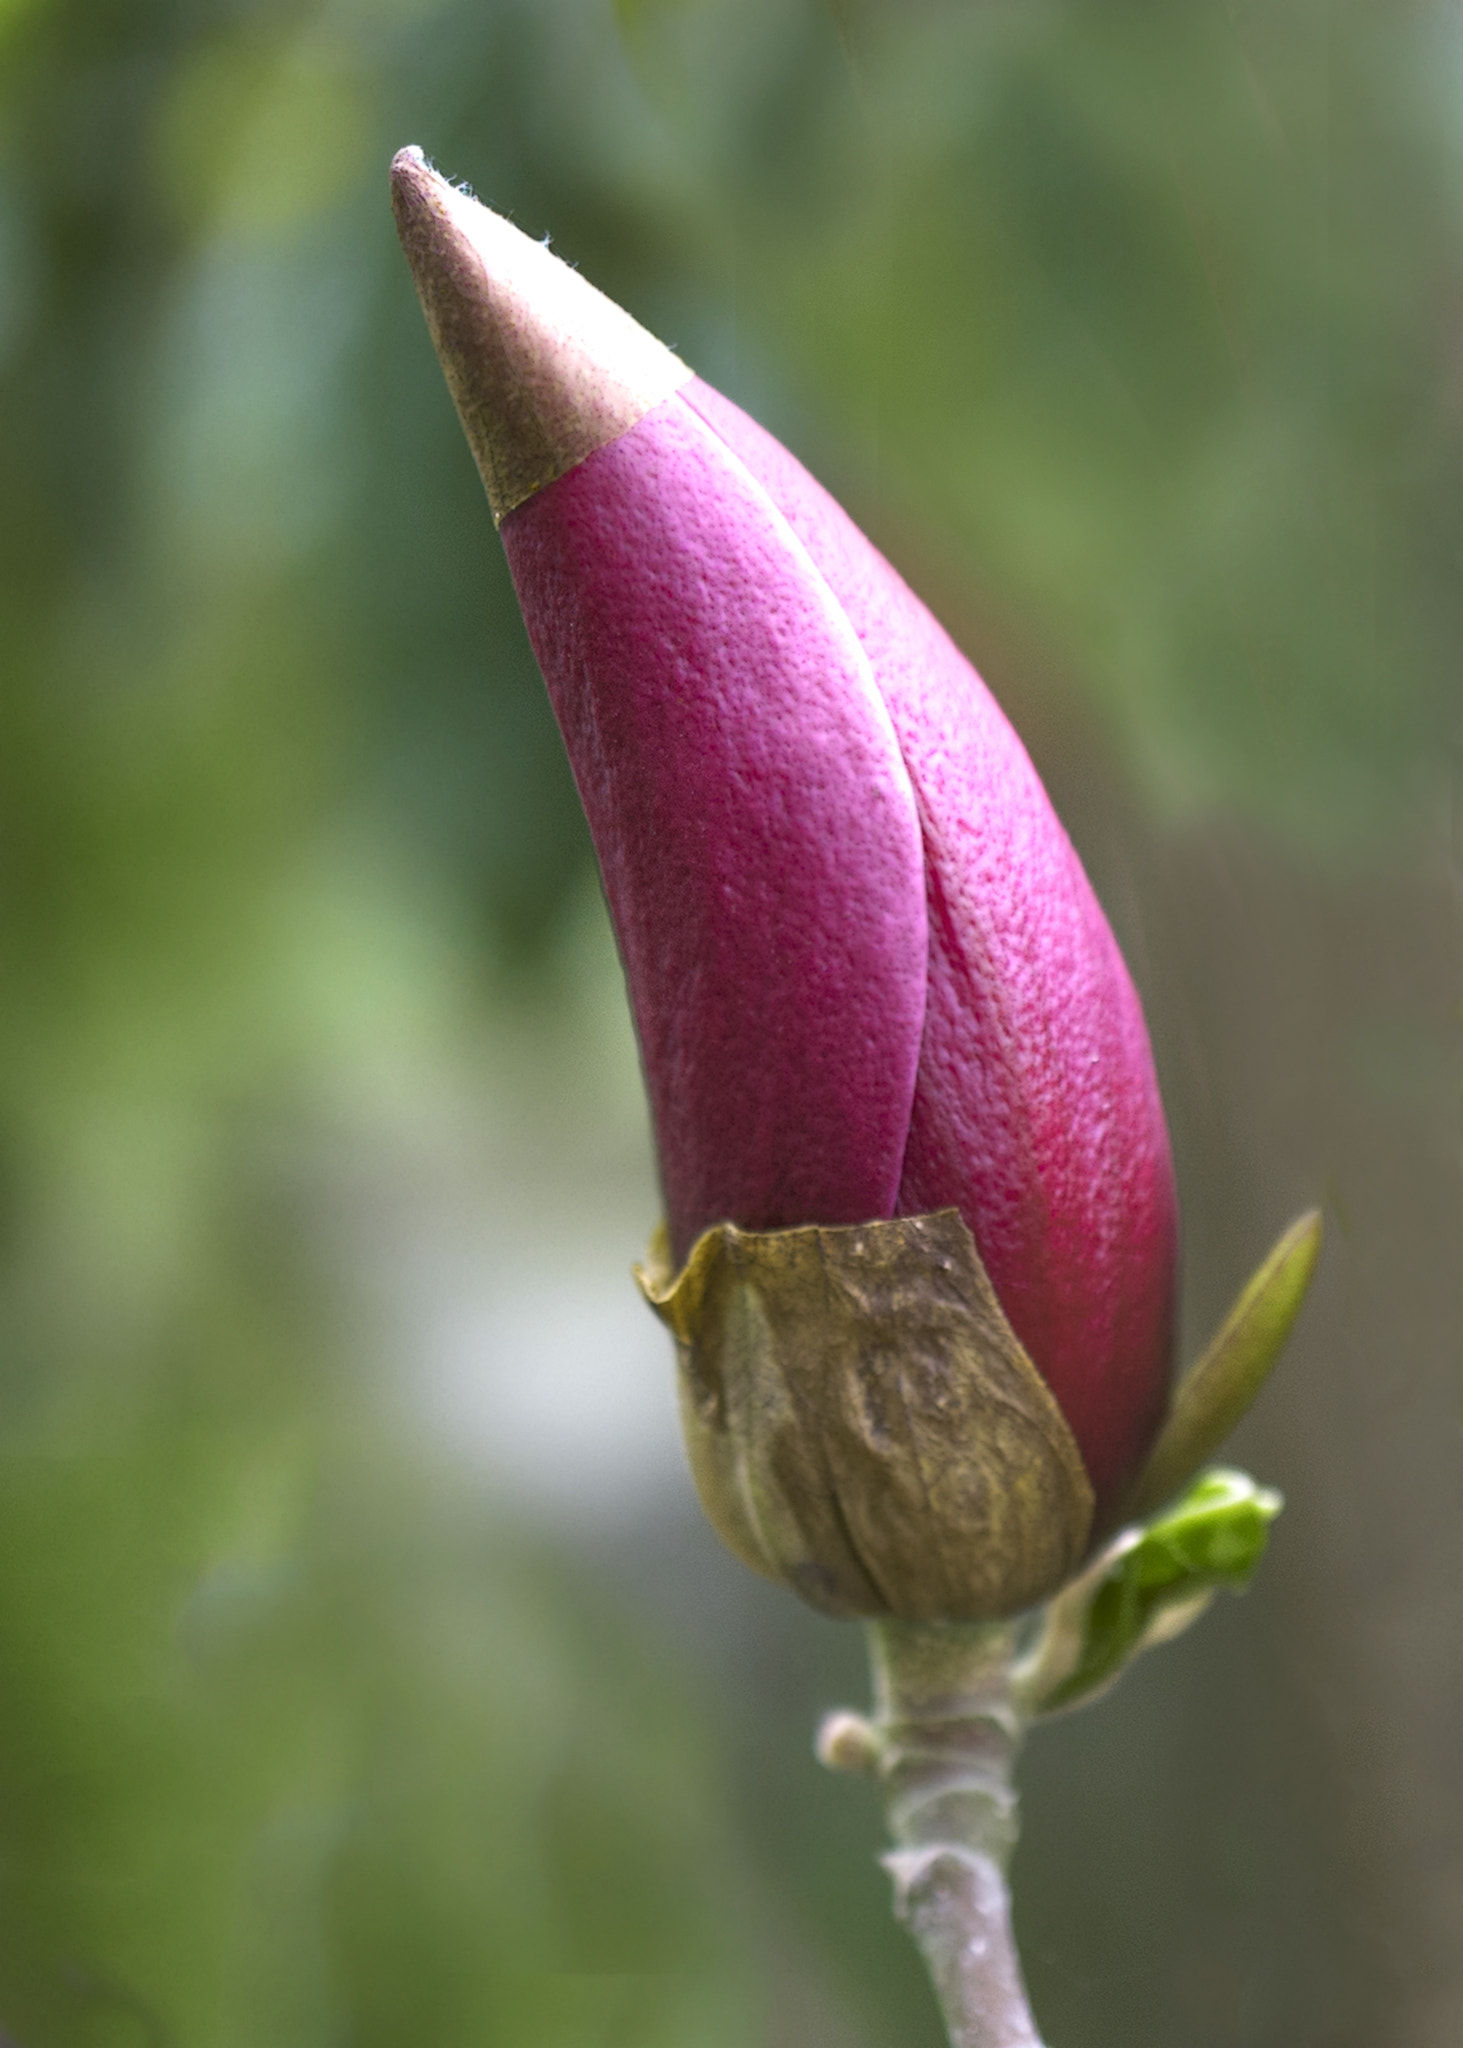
637,1212,1096,1621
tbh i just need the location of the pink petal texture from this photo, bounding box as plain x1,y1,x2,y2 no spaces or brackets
683,380,1177,1517
389,150,1175,1526
501,395,930,1268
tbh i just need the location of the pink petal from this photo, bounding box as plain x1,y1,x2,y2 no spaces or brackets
685,378,1176,1515
502,394,929,1265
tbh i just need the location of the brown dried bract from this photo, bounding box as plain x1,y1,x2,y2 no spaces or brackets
636,1212,1095,1622
391,148,690,524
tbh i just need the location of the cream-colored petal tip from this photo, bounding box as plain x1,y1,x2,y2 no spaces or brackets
390,147,691,522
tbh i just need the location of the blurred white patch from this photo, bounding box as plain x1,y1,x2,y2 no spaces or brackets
327,876,691,1529
412,1233,685,1524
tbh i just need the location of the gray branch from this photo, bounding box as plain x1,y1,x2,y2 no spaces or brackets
885,1844,1044,2048
819,1618,1048,2048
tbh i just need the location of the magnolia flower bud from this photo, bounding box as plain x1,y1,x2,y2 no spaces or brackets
392,149,1179,1615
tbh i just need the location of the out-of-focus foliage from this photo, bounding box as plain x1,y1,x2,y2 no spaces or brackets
0,0,1459,2043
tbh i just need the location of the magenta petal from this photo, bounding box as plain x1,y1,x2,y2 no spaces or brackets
502,395,929,1265
685,379,1177,1516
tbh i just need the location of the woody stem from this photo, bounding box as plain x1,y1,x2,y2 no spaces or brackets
847,1619,1046,2048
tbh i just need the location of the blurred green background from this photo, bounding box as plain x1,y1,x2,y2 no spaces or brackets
1,0,1461,2042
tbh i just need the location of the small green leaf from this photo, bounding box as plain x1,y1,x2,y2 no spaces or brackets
1033,1469,1282,1715
1124,1209,1321,1521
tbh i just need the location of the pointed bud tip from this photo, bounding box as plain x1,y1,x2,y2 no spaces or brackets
389,146,439,235
389,145,691,523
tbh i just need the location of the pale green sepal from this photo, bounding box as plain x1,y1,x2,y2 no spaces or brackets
1018,1468,1282,1718
1123,1209,1321,1522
